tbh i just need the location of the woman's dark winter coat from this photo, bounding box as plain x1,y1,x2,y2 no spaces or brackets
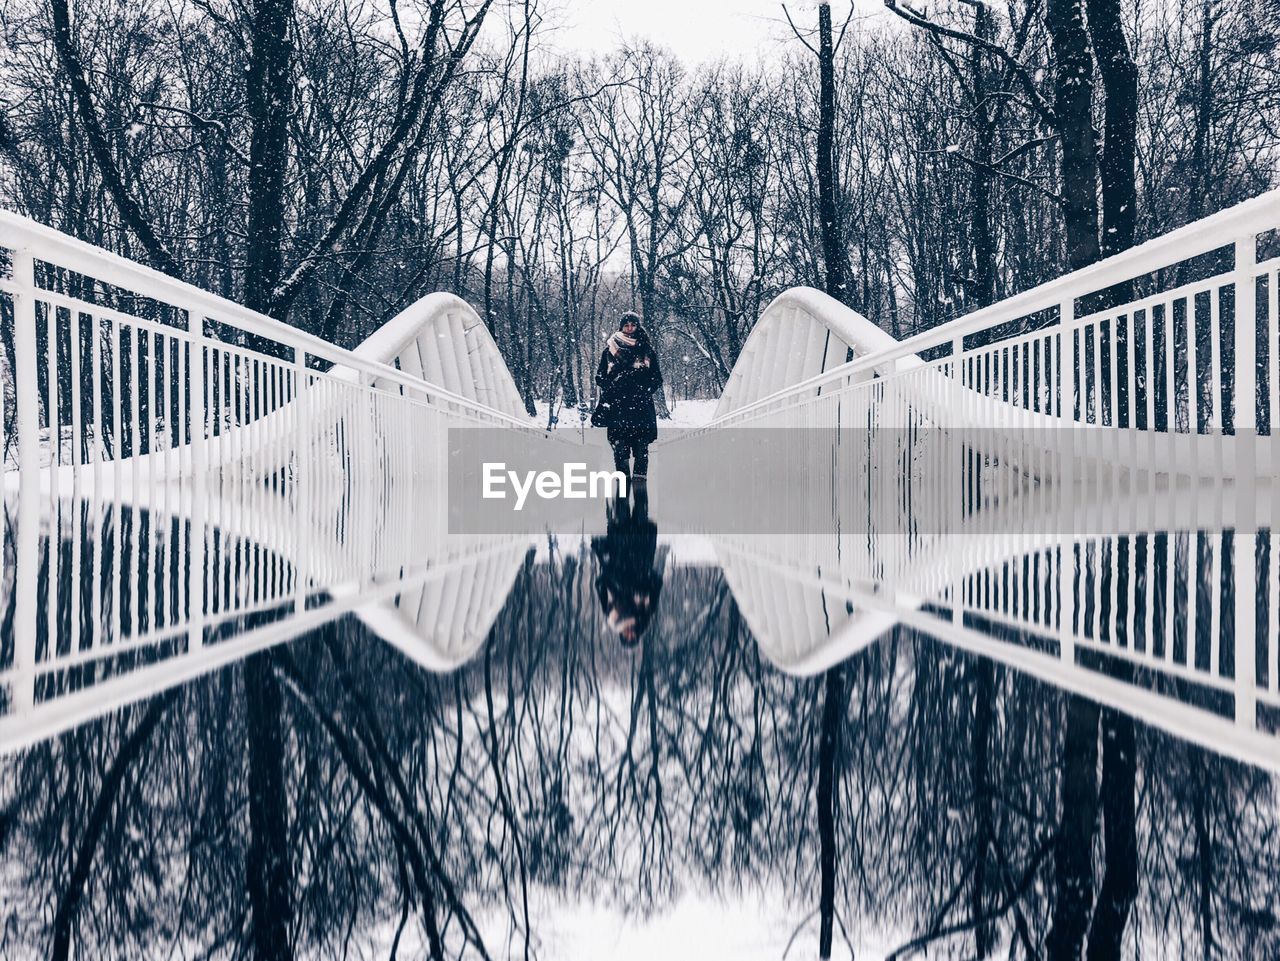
594,334,663,446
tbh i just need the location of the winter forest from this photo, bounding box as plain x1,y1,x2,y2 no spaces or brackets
2,0,1278,417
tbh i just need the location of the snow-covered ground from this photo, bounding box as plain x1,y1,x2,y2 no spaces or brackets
659,398,719,428
528,397,719,431
477,889,903,961
355,885,906,961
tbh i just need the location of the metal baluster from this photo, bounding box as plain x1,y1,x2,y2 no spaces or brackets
1150,497,1165,659
130,325,141,493
48,500,60,659
1186,530,1199,669
110,320,121,491
11,249,41,711
90,314,103,485
1209,531,1222,677
1208,287,1224,476
68,486,81,655
46,301,60,474
69,311,82,474
91,476,103,652
1271,266,1280,473
1164,528,1176,665
1270,531,1279,696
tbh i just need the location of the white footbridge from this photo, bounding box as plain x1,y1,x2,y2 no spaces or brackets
2,188,1279,769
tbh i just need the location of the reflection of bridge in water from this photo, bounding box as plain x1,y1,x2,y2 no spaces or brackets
2,190,1280,770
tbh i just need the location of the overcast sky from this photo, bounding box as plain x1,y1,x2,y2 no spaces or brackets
537,0,888,65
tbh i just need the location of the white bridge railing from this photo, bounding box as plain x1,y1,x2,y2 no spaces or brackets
0,210,568,743
705,471,1280,772
5,192,1280,760
656,188,1280,771
682,188,1280,482
0,210,535,495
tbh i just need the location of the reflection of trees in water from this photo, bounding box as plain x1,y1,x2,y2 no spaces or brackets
1,546,1277,960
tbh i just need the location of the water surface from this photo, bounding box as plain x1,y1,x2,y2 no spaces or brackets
0,473,1277,959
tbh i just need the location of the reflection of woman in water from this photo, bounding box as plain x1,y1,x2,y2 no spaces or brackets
591,486,664,647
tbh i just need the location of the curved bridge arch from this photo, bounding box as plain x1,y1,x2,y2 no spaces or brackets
714,537,897,675
356,543,527,671
355,293,527,418
716,287,906,419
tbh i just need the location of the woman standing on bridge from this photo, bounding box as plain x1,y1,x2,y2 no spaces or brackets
593,311,663,480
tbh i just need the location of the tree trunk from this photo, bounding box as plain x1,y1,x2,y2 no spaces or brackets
1045,0,1101,272
242,0,294,317
240,5,297,958
1089,0,1138,259
1045,694,1101,961
969,4,997,308
244,655,295,961
817,664,846,959
1038,19,1105,946
816,3,850,305
970,660,995,956
1082,9,1140,955
1085,709,1138,961
1188,0,1216,222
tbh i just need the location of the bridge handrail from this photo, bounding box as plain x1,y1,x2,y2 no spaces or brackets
699,187,1280,432
0,209,533,452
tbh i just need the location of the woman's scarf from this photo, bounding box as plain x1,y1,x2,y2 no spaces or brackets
606,330,638,356
604,329,652,378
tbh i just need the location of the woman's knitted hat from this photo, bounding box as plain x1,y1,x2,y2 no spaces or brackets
618,311,642,330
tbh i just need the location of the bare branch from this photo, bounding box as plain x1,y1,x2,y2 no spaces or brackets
782,3,818,55
832,3,859,53
994,133,1058,167
934,147,1065,205
137,102,252,166
883,0,1056,128
49,0,181,276
273,0,497,314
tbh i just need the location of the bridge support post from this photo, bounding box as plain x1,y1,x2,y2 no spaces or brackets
951,336,965,623
1059,302,1078,665
1232,235,1259,731
187,474,207,652
1234,528,1258,731
12,249,40,501
293,347,309,613
11,248,41,713
189,309,207,478
186,311,207,650
1233,235,1258,447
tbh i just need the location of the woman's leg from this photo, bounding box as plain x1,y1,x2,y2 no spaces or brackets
611,439,632,475
632,444,649,477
